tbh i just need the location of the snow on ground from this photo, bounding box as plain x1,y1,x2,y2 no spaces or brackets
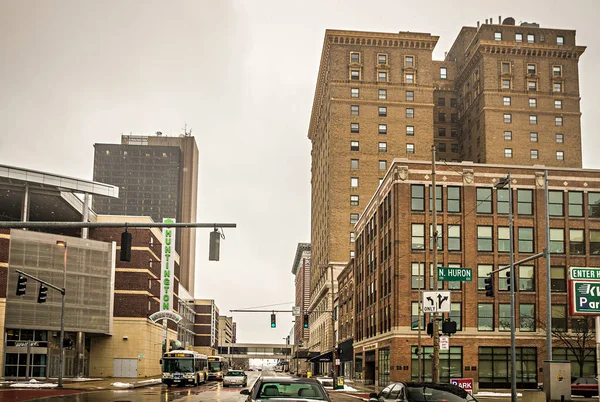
326,385,358,392
111,382,134,388
10,379,57,388
475,392,523,397
69,378,102,382
137,379,162,385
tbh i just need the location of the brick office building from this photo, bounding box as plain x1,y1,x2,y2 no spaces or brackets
352,159,600,388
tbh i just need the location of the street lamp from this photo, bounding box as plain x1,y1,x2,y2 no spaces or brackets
55,240,67,388
494,175,517,402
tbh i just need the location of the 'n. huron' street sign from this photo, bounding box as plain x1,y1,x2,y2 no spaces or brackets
570,280,600,316
438,267,472,282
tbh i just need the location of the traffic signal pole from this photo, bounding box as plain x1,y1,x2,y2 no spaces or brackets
431,145,440,383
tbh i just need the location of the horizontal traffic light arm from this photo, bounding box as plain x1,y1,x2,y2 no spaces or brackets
230,309,333,313
0,221,237,230
490,251,545,274
15,269,64,295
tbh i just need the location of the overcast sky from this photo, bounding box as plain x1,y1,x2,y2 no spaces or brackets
1,0,598,344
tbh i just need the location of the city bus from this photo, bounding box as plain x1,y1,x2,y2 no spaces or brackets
161,350,208,387
207,355,229,381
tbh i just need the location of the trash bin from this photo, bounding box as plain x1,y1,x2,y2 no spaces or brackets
334,376,345,390
307,371,312,378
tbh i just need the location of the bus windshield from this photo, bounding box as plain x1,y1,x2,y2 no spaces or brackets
208,361,222,372
163,358,194,373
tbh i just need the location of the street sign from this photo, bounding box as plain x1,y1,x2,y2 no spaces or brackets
451,378,473,394
570,280,600,315
292,306,300,316
438,267,472,282
440,336,449,351
569,267,600,280
422,291,451,313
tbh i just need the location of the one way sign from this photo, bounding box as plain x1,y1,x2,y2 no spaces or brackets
422,291,451,313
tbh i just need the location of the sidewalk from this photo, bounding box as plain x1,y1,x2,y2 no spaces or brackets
1,377,163,391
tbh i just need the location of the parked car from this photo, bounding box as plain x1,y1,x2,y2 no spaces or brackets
240,376,331,401
571,377,598,397
369,382,477,402
223,370,248,387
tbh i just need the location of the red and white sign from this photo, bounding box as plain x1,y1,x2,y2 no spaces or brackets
440,336,449,351
451,378,473,394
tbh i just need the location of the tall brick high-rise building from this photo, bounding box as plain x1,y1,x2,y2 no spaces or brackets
307,20,586,371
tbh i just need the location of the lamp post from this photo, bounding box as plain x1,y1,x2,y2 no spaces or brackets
330,264,337,387
55,240,67,388
495,175,517,402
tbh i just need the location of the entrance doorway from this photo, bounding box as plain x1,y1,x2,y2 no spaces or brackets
113,358,138,378
364,350,375,385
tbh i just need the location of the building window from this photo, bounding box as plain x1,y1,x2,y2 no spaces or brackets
557,36,564,46
530,132,538,142
515,33,523,42
520,303,536,331
378,124,387,134
438,112,446,123
550,228,565,253
590,230,600,255
350,52,360,63
556,134,564,143
556,151,564,160
553,66,563,77
502,79,511,89
497,189,509,214
412,185,425,211
438,97,446,106
379,160,387,171
551,267,567,292
405,73,414,84
351,105,359,115
590,193,600,217
529,115,538,124
498,227,510,252
551,305,567,331
406,108,414,118
530,149,538,159
529,98,537,108
405,56,414,67
504,148,512,158
379,178,383,186
517,189,533,215
350,213,359,224
554,82,563,93
429,185,443,212
570,229,585,255
478,304,494,331
448,225,461,251
350,70,360,80
451,143,458,152
439,143,446,152
411,263,425,290
350,141,359,151
548,191,564,216
447,187,460,213
438,128,447,137
351,123,359,133
351,88,359,98
378,142,387,152
350,231,355,243
499,304,511,331
378,106,387,117
504,131,512,141
350,250,355,259
527,34,535,43
449,303,462,329
429,225,443,251
378,71,387,82
503,96,511,106
518,227,534,253
528,81,538,93
568,191,583,217
378,54,387,64
519,266,535,291
406,91,414,101
451,98,457,108
411,224,425,250
477,188,493,214
350,159,359,169
411,302,424,330
406,143,415,154
494,32,502,41
351,177,359,188
440,67,447,79
504,114,512,123
501,62,511,73
350,195,359,206
477,226,493,252
406,126,415,136
554,99,563,109
527,64,536,74
555,116,563,126
478,264,493,290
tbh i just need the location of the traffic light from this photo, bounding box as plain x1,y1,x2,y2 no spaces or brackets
209,229,220,261
37,284,48,303
484,275,494,297
16,275,27,296
270,313,276,328
303,314,309,329
506,270,511,292
120,230,132,262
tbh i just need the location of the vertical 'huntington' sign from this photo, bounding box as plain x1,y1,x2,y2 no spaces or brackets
160,218,176,312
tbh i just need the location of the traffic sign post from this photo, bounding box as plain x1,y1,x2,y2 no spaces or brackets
438,267,472,282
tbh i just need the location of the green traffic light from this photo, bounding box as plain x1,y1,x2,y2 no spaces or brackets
271,323,276,328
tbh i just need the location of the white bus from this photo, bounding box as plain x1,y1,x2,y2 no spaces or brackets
161,350,208,387
207,355,229,381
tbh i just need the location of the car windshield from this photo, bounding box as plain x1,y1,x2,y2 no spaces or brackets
163,358,194,373
406,385,474,402
208,361,222,372
226,371,244,376
258,382,326,399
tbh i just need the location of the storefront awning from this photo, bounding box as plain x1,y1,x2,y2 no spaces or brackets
308,351,332,363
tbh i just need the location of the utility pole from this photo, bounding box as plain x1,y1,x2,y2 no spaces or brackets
544,170,552,361
330,265,337,387
417,261,423,382
431,145,440,383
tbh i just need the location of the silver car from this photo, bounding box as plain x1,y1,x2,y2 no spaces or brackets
223,369,247,387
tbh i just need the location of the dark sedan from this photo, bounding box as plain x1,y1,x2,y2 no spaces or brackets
240,376,330,401
369,382,477,402
571,377,598,397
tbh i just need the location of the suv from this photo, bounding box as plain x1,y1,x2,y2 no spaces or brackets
241,376,330,401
